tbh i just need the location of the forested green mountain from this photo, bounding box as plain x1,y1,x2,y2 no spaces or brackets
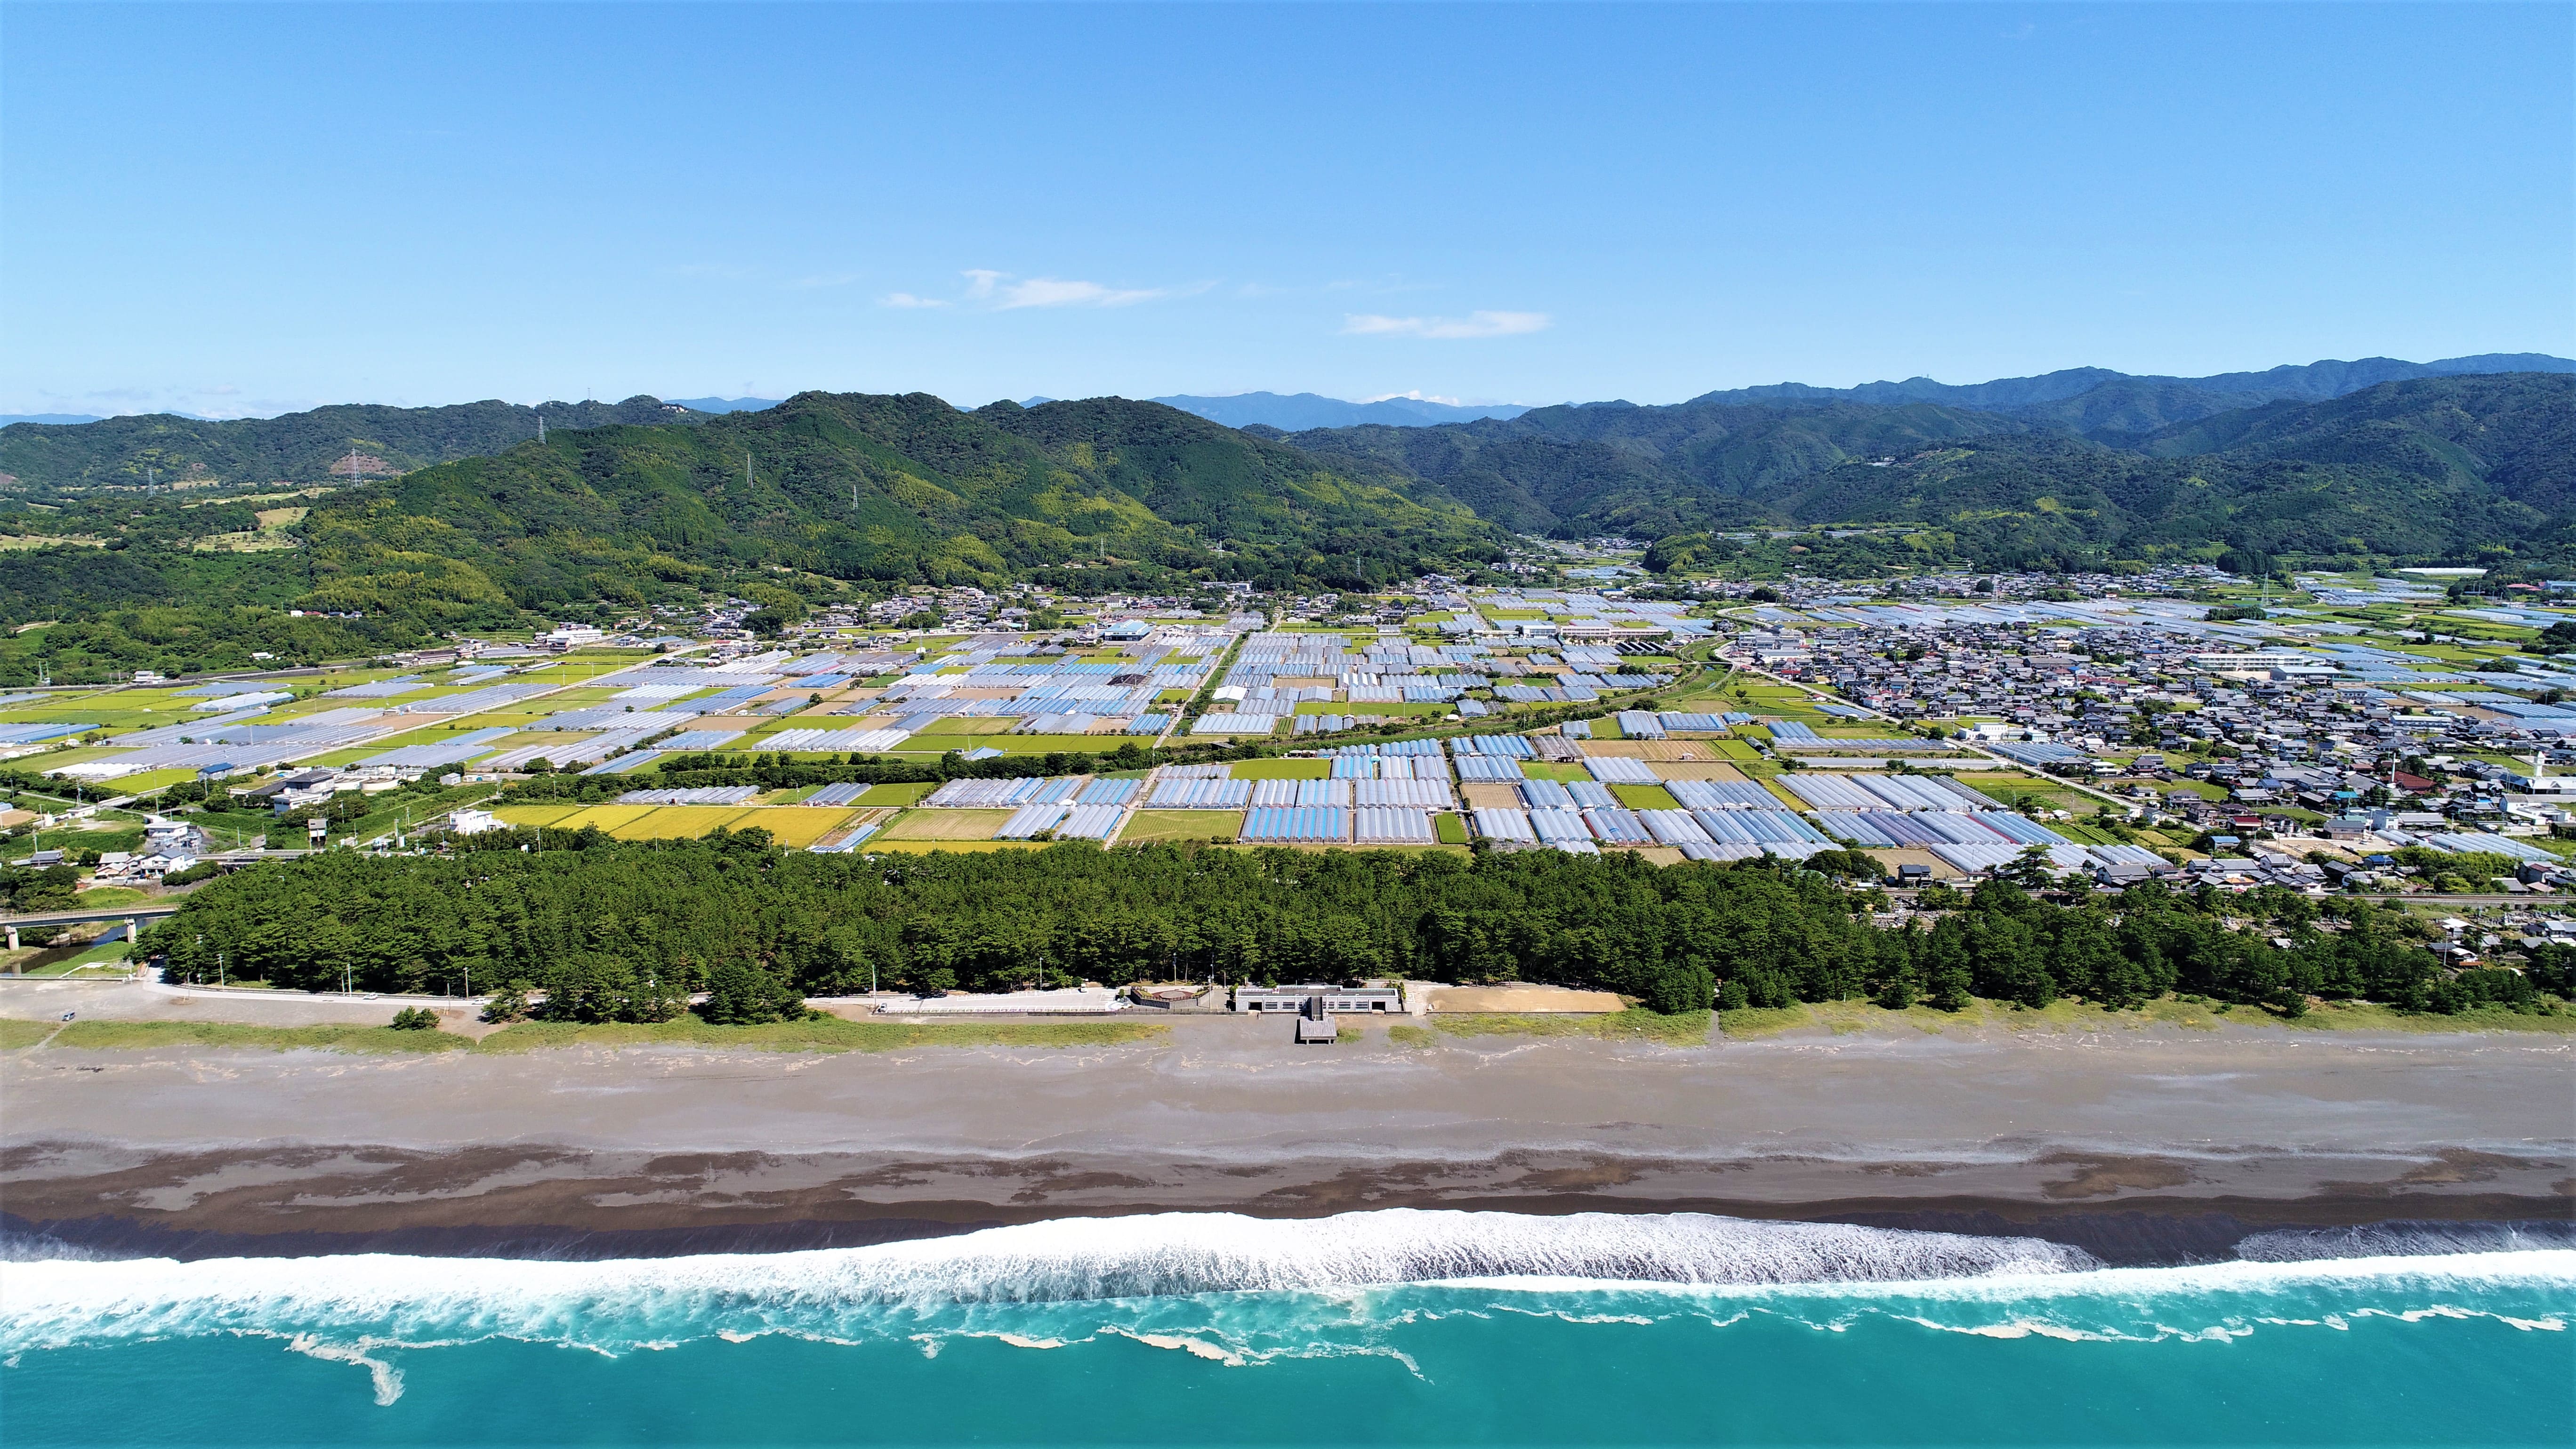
1278,400,2024,536
0,396,708,491
0,392,1506,678
1293,373,2576,573
296,392,1498,614
1,369,2566,680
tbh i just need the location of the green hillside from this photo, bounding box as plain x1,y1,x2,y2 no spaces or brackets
0,396,709,491
2,373,2565,681
0,392,1505,680
1294,372,2576,574
303,392,1499,611
1283,400,2021,536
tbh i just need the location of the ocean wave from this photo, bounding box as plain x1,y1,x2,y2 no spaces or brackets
2236,1221,2576,1263
4,1211,2569,1377
0,1210,2089,1348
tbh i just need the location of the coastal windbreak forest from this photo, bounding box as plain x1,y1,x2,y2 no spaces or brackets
142,835,2567,1023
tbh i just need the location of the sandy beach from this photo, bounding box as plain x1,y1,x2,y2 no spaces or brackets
4,977,2570,1264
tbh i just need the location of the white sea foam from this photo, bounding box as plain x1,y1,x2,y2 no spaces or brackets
2236,1221,2576,1262
0,1209,2092,1347
3,1210,2568,1369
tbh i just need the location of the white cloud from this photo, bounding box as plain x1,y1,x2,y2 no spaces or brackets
965,270,1165,309
1361,389,1466,405
1341,311,1550,340
880,292,951,309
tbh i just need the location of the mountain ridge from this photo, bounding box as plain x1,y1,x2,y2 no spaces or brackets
1151,392,1533,430
0,396,712,491
1289,372,2575,574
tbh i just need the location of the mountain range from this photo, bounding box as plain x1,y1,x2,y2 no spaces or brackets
1676,353,2572,438
1282,370,2573,570
18,393,1488,614
1149,393,1531,430
664,397,783,415
1,362,2569,679
0,354,2568,627
0,397,711,490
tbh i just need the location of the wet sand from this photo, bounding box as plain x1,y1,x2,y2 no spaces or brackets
5,981,2570,1262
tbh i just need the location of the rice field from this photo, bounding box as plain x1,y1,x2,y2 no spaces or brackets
1117,809,1239,843
875,808,1011,841
542,804,662,834
609,805,759,838
740,806,862,847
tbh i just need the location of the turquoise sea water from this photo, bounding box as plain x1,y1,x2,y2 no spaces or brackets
4,1212,2569,1447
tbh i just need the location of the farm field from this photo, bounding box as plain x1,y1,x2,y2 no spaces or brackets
875,809,1011,841
1117,809,1238,843
1650,762,1746,781
1231,758,1331,779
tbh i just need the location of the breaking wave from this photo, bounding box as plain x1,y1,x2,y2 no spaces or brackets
2236,1220,2576,1263
0,1210,2090,1352
4,1210,2568,1404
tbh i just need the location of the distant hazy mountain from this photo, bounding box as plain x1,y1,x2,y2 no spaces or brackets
1153,392,1531,430
663,396,782,414
0,396,713,490
1685,353,2573,434
0,414,103,428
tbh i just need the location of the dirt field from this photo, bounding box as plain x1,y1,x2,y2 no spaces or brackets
1425,984,1626,1014
1578,740,1715,761
1458,783,1524,809
1863,846,1952,877
1650,762,1748,781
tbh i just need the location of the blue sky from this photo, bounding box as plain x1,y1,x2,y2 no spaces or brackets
5,2,2568,418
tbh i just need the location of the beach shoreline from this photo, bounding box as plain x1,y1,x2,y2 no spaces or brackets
8,992,2570,1267
6,1136,2569,1267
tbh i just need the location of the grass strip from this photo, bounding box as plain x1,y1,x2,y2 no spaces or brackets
5,1020,470,1053
1432,1008,1711,1044
470,1016,1169,1053
1715,995,2576,1039
0,1014,1170,1054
